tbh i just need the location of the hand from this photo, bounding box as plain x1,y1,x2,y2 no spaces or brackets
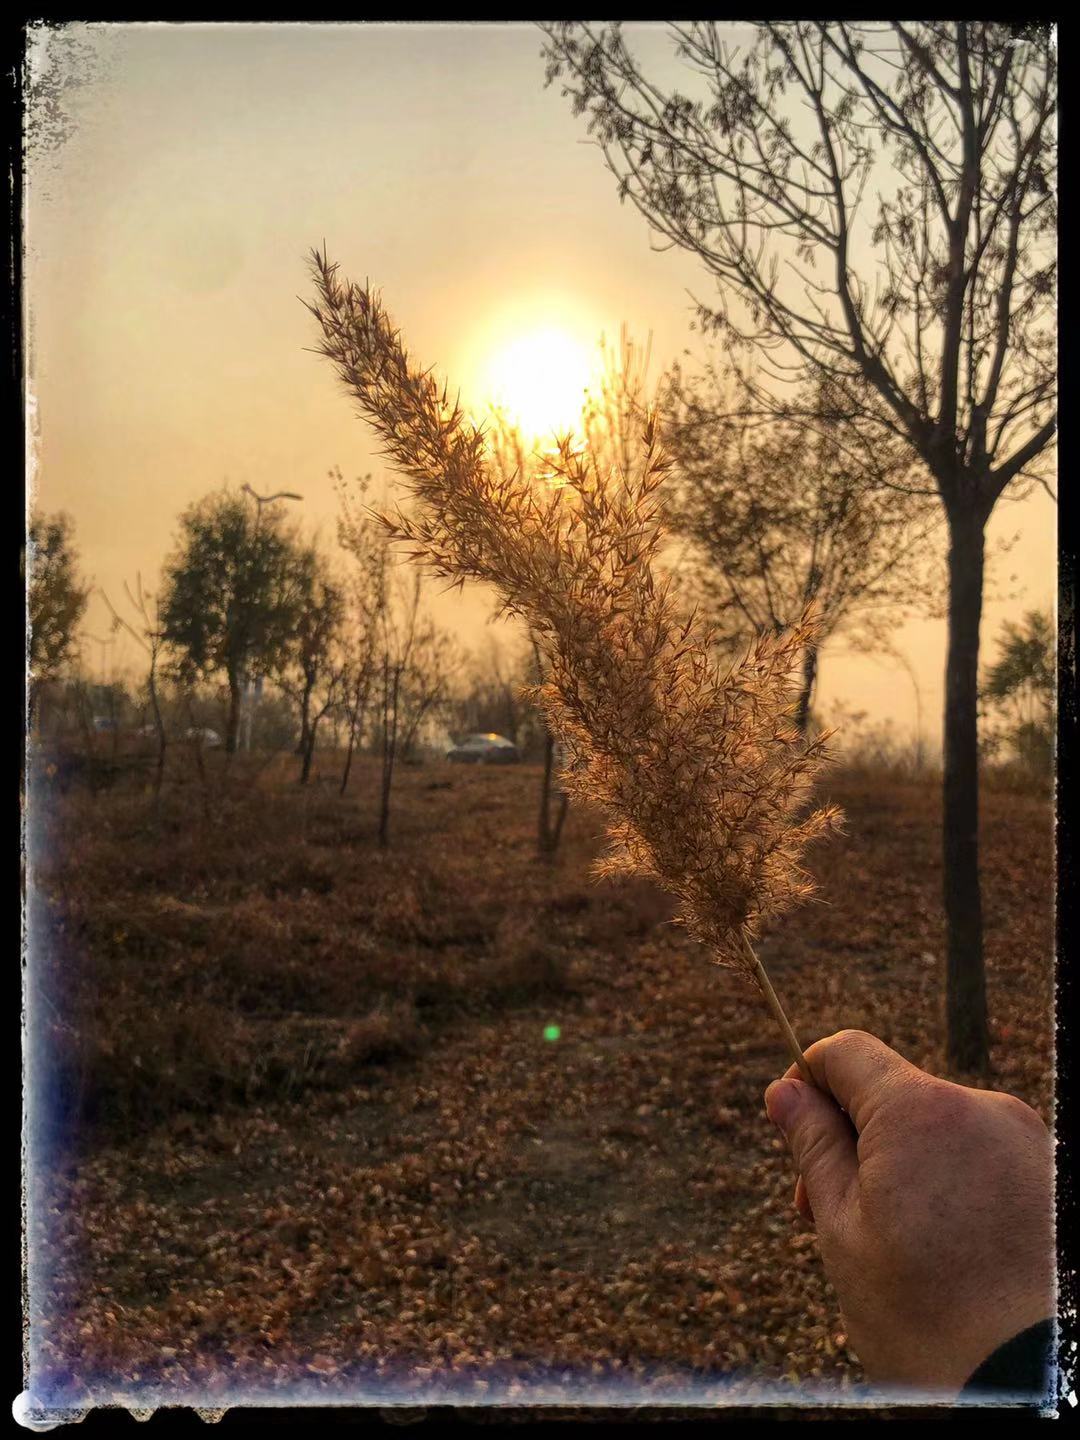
764,1029,1054,1396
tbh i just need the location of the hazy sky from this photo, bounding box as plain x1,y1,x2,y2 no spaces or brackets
25,21,1056,752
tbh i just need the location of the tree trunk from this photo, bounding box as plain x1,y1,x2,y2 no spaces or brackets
538,730,556,855
537,730,569,858
943,502,989,1074
297,678,314,757
378,740,393,847
794,643,819,737
340,723,357,796
339,671,370,797
225,673,242,754
300,720,317,785
378,660,399,848
149,658,166,800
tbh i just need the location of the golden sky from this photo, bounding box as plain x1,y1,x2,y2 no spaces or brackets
25,22,1056,753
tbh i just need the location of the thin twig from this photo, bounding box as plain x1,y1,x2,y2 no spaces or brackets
742,934,813,1085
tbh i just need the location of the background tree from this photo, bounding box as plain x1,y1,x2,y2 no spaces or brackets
541,20,1057,1072
26,508,90,725
529,636,570,857
371,568,456,846
160,488,304,754
338,469,454,835
663,370,937,732
335,469,390,796
335,572,384,797
101,573,168,798
375,569,415,846
276,541,346,783
396,607,457,764
583,325,936,733
980,608,1053,778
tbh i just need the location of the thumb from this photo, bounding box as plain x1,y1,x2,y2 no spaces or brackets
765,1077,859,1224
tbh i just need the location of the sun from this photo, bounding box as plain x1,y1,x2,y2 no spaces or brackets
479,326,595,443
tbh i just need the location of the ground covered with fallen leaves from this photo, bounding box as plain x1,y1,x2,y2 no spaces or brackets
25,755,1054,1413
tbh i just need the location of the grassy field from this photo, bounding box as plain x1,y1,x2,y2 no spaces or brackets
25,753,1054,1409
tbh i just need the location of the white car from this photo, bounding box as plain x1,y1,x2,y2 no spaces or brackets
184,727,222,748
446,733,521,764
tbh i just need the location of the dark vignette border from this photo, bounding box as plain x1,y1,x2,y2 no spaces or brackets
7,11,1073,1430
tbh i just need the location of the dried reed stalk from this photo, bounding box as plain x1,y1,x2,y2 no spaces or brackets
307,250,842,1084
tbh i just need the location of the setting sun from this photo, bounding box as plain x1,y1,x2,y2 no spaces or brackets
479,326,595,442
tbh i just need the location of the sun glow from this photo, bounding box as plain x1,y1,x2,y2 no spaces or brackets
479,326,595,443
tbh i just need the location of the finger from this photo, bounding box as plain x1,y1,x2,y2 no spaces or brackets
777,1029,919,1134
765,1076,858,1222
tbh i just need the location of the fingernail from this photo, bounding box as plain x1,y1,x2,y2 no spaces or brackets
764,1078,803,1134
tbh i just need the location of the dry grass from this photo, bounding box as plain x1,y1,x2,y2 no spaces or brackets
25,760,1053,1410
28,755,643,1142
307,254,842,988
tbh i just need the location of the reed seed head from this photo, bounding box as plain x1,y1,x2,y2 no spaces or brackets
307,249,842,974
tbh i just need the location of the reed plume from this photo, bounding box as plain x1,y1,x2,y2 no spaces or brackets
306,248,842,1080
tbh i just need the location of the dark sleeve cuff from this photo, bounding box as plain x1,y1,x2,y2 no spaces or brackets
960,1318,1056,1402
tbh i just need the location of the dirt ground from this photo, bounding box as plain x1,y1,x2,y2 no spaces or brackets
24,757,1055,1412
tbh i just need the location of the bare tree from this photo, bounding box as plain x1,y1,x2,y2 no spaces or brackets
100,573,168,800
541,21,1057,1072
664,370,938,732
337,469,453,836
335,469,390,796
580,324,936,733
336,581,382,797
398,615,457,762
276,541,346,783
375,570,421,847
370,569,456,844
292,660,346,786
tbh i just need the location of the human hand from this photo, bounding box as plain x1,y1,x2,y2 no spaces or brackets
764,1029,1054,1396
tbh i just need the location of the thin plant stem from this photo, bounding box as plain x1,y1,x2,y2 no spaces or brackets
742,934,813,1086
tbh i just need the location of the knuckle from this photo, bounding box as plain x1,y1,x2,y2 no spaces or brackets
992,1090,1049,1136
911,1077,972,1126
909,1082,1022,1162
829,1027,871,1047
810,1027,873,1061
831,1027,885,1058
